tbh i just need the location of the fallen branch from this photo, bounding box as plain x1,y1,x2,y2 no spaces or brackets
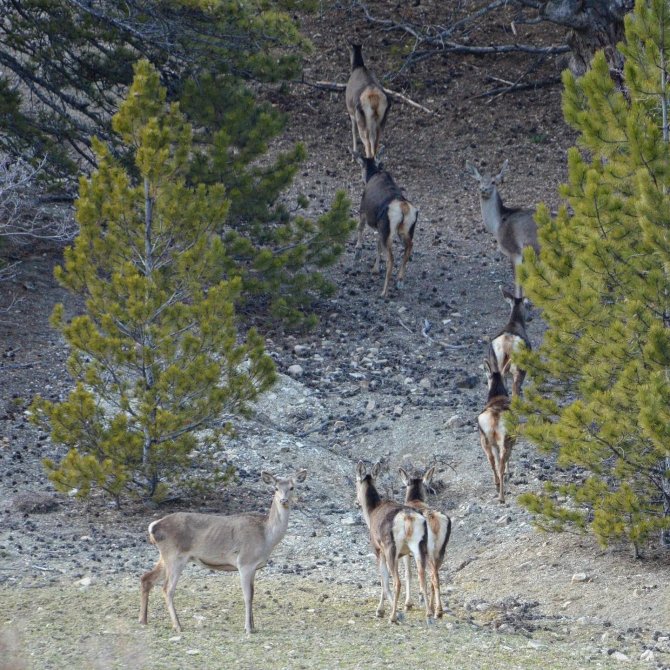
476,76,562,99
304,78,435,115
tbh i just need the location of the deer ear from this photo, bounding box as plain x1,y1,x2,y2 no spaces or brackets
356,461,367,480
398,467,410,485
371,461,382,478
261,471,276,486
465,161,481,180
495,159,509,183
295,469,307,483
423,465,436,485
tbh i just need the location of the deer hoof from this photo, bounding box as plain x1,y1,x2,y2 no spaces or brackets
404,602,414,611
396,280,404,290
426,616,435,626
376,608,385,618
395,612,405,623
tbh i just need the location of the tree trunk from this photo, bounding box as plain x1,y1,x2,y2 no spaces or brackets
538,0,635,75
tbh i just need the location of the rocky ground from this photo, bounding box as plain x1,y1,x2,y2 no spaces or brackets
1,2,669,668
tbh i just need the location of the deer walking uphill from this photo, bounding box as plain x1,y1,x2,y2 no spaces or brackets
355,462,433,624
478,362,515,503
355,153,418,298
345,44,390,159
466,160,539,298
488,286,532,397
398,466,451,619
139,469,307,634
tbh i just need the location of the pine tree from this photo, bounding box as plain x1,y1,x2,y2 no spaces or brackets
0,1,352,327
31,61,277,504
516,0,670,554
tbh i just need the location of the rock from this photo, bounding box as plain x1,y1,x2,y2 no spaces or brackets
393,405,403,417
341,515,359,526
287,364,304,378
610,651,629,662
293,345,309,356
77,576,93,587
419,377,431,389
640,650,655,662
332,420,346,432
365,399,376,413
445,414,466,429
527,640,548,650
455,374,479,389
571,572,589,583
12,492,59,514
495,515,511,525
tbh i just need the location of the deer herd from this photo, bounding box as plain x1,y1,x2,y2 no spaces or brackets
139,43,542,635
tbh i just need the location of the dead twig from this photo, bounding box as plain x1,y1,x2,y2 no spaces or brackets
304,78,435,115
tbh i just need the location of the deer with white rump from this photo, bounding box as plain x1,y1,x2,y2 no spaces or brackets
345,43,390,159
139,469,307,634
478,361,515,503
488,286,532,397
355,461,433,624
354,152,418,298
466,159,540,298
398,465,452,619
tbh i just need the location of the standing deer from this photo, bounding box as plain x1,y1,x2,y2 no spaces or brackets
488,286,532,397
398,466,452,619
478,361,515,503
139,469,307,634
354,152,418,298
345,43,390,159
355,461,433,624
465,159,540,298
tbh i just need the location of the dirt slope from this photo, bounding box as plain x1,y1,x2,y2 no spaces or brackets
1,2,668,668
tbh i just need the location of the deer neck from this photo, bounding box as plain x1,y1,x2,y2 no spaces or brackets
480,190,503,238
359,480,382,527
265,496,290,547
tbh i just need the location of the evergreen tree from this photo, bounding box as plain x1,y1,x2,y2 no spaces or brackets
31,61,277,504
0,1,352,327
517,0,670,554
0,0,309,180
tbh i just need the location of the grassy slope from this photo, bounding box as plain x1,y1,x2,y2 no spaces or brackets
1,574,648,670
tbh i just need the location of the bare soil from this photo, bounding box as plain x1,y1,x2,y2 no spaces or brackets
1,3,669,669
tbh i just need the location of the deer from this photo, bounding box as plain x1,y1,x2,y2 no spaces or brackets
345,43,390,159
488,286,533,397
354,152,418,298
478,360,515,503
398,465,452,619
139,469,307,635
465,159,540,298
355,461,433,624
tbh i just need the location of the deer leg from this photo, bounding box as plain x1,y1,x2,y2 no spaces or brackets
355,214,366,261
376,554,392,618
350,116,358,156
403,555,413,610
498,437,514,504
381,238,393,298
396,233,413,289
139,558,165,625
355,110,372,158
512,366,527,397
239,565,257,634
162,556,188,632
430,560,443,618
480,432,500,489
373,234,382,274
414,549,433,624
388,553,401,624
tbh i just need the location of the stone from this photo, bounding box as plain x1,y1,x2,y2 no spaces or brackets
571,572,589,583
287,364,304,378
445,414,466,429
611,651,629,662
393,405,403,417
